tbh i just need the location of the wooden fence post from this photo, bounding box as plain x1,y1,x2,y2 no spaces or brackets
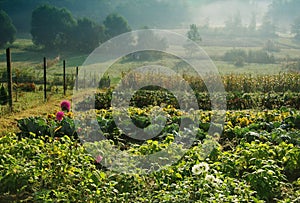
6,48,13,112
63,60,66,95
75,66,79,91
44,57,47,102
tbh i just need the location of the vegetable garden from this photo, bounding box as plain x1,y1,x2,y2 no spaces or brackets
1,72,300,202
1,36,300,202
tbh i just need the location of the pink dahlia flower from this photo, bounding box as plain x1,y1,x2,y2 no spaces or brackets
60,100,71,112
56,111,64,121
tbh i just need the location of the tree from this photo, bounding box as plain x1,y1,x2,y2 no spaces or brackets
0,10,16,47
71,18,105,52
248,13,257,35
187,24,201,43
267,0,300,31
136,26,168,50
291,16,300,41
259,16,276,37
263,39,280,52
184,24,201,57
224,11,244,36
134,27,168,60
103,13,131,39
233,11,243,32
31,4,76,49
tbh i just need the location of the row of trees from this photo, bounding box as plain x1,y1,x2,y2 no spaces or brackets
0,0,191,33
0,5,131,51
193,11,300,40
195,13,277,38
31,4,131,52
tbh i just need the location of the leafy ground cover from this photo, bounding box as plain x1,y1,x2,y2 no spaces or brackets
1,102,299,202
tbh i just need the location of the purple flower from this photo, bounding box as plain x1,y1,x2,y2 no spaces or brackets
95,155,103,163
56,111,64,121
61,100,71,112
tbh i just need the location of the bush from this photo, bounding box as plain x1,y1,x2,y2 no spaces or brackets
263,39,280,52
18,82,36,92
223,49,247,62
247,50,275,64
0,84,8,105
98,74,110,89
224,49,275,64
234,56,245,67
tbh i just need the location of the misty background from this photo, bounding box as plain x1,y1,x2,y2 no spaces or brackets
0,0,299,34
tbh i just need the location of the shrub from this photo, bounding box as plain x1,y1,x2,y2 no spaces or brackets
223,49,247,62
0,84,8,105
224,49,275,64
263,39,280,52
18,82,36,92
98,74,110,89
234,56,245,67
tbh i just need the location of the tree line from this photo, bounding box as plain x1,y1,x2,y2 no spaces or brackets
31,4,131,52
0,4,131,52
0,0,191,33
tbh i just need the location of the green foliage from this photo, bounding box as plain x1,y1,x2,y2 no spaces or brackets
31,4,76,50
103,13,131,39
30,4,108,52
98,74,110,89
71,17,105,52
223,49,247,62
17,82,36,92
2,107,300,201
263,39,280,52
224,48,275,64
17,113,77,139
0,84,8,105
234,56,245,67
0,9,16,47
187,24,201,43
0,0,190,33
0,134,100,202
88,89,300,111
132,28,168,60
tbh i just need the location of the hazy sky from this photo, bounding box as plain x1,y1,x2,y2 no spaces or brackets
189,0,271,27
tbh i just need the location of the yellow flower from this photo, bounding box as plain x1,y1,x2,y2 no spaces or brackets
65,111,74,118
239,117,250,127
227,121,233,128
47,114,55,119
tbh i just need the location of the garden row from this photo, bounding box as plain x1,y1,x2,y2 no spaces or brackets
119,72,300,93
75,89,300,111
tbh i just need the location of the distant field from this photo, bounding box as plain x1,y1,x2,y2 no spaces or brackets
1,35,300,84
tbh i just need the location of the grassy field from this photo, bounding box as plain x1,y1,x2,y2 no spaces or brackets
1,35,300,77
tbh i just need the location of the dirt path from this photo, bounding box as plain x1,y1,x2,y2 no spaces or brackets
0,94,72,136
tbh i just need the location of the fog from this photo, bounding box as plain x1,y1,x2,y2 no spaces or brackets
189,0,271,27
